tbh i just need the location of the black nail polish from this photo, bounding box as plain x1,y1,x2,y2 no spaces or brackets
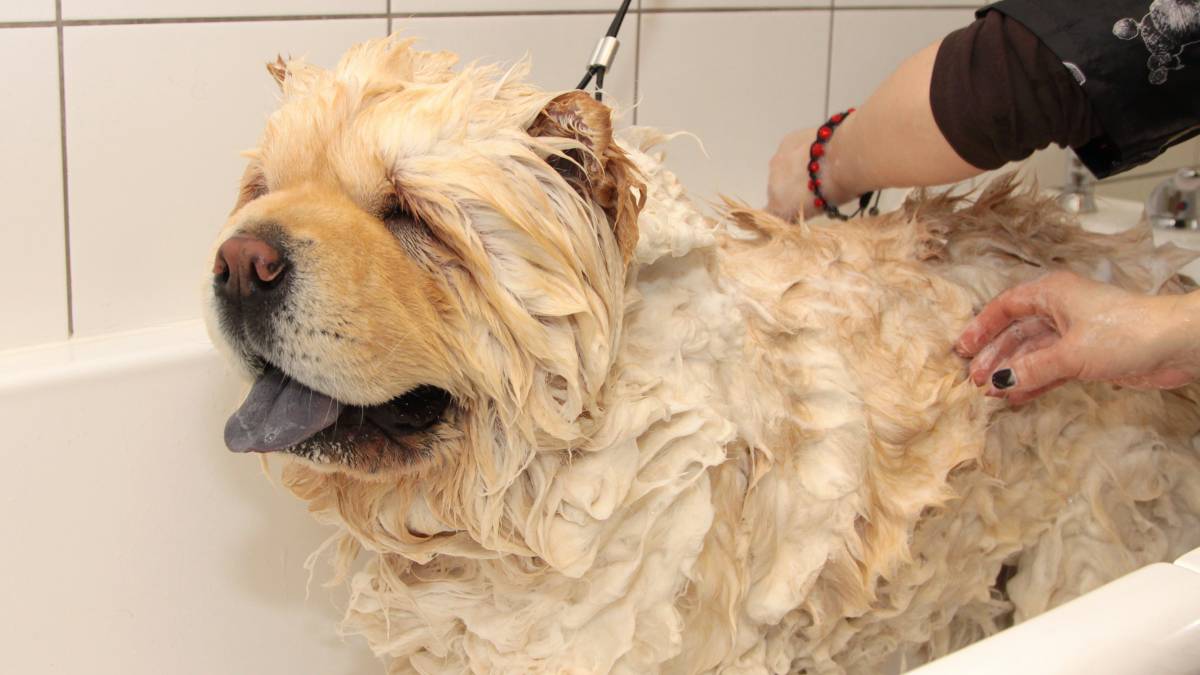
992,368,1016,390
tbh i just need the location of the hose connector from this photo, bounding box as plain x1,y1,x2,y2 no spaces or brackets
588,36,620,71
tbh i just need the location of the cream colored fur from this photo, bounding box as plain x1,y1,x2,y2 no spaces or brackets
212,37,1200,673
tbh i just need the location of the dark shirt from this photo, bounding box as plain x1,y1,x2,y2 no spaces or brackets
931,0,1200,179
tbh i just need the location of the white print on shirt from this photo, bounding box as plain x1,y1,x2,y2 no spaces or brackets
1113,0,1200,84
1062,61,1087,85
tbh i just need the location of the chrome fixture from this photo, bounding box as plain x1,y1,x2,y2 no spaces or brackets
1058,152,1097,215
1146,168,1200,230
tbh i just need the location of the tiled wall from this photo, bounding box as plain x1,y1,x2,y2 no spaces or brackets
2,0,1197,350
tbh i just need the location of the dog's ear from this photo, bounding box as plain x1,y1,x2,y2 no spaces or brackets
266,56,288,88
528,90,644,264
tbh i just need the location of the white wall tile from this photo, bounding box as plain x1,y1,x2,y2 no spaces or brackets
63,0,383,20
395,12,635,106
970,145,1070,194
835,1,980,7
637,10,830,206
64,19,387,337
827,8,975,114
0,28,68,349
1018,145,1071,189
990,137,1200,197
0,0,54,22
643,0,827,8
1093,138,1200,204
824,8,975,204
395,1,624,11
1122,137,1200,177
394,1,827,11
1095,174,1167,204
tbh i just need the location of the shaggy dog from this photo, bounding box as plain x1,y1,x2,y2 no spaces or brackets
205,37,1200,673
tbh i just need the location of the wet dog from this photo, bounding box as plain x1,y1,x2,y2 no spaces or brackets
206,37,1200,673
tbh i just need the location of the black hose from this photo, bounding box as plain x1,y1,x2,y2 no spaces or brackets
576,0,634,99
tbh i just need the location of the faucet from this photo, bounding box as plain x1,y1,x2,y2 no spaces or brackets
1057,152,1097,215
1146,168,1200,230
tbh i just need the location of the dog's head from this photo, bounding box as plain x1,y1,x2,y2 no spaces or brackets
205,38,644,481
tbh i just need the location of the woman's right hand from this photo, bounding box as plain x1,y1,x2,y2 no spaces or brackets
954,271,1200,405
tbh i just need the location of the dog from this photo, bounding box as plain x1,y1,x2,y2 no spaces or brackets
205,37,1200,673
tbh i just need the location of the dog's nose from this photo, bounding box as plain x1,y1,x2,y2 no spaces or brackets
213,235,288,299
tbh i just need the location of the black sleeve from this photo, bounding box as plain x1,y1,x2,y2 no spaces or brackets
936,0,1200,179
930,10,1104,171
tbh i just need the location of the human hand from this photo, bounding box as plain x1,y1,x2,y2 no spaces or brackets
954,271,1200,405
767,127,849,222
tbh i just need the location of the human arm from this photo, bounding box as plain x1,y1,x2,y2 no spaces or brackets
954,272,1200,405
766,41,979,221
767,11,1105,222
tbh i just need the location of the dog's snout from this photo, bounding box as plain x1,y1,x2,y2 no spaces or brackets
214,235,288,299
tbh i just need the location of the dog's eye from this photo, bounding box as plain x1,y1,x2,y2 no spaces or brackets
234,172,269,210
381,200,418,231
381,203,407,221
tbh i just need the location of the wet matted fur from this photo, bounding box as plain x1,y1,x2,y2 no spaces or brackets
205,37,1200,673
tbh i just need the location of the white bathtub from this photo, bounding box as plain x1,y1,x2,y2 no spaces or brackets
0,321,376,674
4,198,1200,673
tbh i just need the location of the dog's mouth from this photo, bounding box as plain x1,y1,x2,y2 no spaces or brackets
224,364,452,454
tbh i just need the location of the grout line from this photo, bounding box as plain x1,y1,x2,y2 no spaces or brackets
54,0,74,336
0,5,983,30
0,20,56,28
390,9,617,20
386,0,391,34
32,14,387,28
0,6,887,30
822,3,834,117
632,0,642,125
622,6,830,13
828,3,980,8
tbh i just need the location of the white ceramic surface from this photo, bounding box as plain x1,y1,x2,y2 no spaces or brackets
907,561,1200,675
637,9,830,205
396,1,829,11
1119,138,1200,180
835,0,978,6
0,321,377,674
827,7,975,115
1177,547,1200,576
396,11,636,106
0,0,54,22
0,28,69,349
1076,196,1200,280
394,0,636,12
642,0,826,8
63,19,386,338
62,0,383,20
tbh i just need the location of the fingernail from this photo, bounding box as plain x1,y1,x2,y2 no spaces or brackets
991,368,1016,390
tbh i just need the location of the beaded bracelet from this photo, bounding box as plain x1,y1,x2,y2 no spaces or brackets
806,108,878,221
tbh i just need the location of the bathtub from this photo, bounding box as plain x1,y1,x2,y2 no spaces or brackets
4,200,1200,673
0,321,376,673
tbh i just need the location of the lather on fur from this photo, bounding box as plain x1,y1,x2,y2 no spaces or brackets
205,36,1200,673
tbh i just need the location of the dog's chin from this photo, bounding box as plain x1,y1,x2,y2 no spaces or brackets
223,362,452,472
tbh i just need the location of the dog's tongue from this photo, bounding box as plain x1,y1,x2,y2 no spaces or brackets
224,367,343,453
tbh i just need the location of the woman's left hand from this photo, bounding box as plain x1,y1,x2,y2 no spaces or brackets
767,127,852,222
954,271,1200,405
